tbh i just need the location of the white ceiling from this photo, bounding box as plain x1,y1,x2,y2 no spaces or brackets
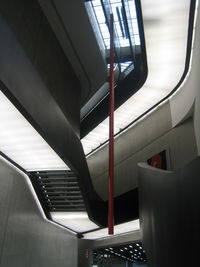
0,91,70,171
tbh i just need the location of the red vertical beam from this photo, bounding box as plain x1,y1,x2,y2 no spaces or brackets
108,13,114,235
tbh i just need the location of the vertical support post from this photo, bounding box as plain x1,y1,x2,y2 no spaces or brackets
108,13,114,235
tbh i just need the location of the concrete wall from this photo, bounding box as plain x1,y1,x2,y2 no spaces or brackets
193,3,200,154
169,1,200,128
139,158,200,266
0,0,81,136
0,156,78,267
87,104,197,200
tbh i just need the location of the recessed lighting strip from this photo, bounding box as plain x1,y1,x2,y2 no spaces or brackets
0,90,69,171
83,219,140,239
51,211,99,233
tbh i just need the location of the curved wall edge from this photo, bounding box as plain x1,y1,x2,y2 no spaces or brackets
0,155,78,267
169,1,200,127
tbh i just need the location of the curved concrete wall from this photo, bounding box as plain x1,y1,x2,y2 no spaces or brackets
169,2,200,127
0,156,77,267
138,158,200,266
87,108,197,200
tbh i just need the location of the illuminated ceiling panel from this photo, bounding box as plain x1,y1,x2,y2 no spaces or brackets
0,90,69,171
51,211,99,233
83,219,140,239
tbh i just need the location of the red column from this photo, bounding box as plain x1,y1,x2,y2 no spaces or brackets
108,13,114,235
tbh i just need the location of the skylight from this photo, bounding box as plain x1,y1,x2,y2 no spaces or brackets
120,61,132,71
91,0,110,48
88,0,140,49
85,0,141,76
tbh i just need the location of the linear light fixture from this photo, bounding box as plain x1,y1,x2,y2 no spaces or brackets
83,219,140,239
0,90,69,171
81,0,191,155
51,211,99,233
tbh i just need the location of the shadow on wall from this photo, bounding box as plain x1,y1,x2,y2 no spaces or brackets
138,157,200,267
0,156,77,267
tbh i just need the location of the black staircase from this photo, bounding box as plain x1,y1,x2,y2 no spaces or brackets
29,171,86,215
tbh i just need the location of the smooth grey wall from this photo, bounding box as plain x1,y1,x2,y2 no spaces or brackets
0,0,81,135
78,239,92,267
40,0,108,106
138,158,200,267
87,100,197,200
169,2,200,128
0,156,78,267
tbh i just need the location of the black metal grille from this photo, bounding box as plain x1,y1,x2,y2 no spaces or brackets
30,170,86,212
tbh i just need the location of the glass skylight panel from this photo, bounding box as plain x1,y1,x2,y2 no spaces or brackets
91,1,109,48
93,7,105,24
107,63,118,69
134,34,140,45
100,24,110,39
119,61,134,77
132,20,139,34
92,0,101,6
125,1,140,46
110,0,130,47
87,0,141,51
120,61,132,71
128,0,136,18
